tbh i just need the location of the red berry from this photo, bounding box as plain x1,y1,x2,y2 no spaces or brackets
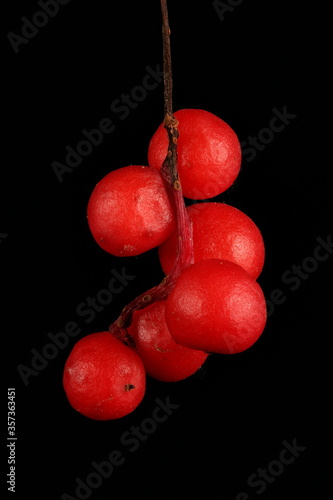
148,109,242,199
165,259,267,355
63,332,146,420
87,165,175,256
127,301,209,382
159,202,265,279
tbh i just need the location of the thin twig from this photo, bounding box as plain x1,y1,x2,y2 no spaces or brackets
109,0,193,342
160,0,173,117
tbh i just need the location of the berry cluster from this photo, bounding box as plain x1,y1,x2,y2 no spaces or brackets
63,108,267,420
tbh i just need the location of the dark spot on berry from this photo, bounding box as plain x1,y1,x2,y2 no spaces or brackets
124,383,135,391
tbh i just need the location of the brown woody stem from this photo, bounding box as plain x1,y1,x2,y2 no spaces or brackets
109,0,193,344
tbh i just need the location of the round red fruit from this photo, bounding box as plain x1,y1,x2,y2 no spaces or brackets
159,202,265,279
87,165,175,256
148,109,242,199
63,332,146,420
165,260,267,355
128,301,209,382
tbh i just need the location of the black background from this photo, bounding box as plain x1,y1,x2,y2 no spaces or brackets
1,1,332,499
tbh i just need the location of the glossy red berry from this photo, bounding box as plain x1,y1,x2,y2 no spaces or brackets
63,332,146,420
87,165,175,256
128,301,209,382
148,108,242,199
165,259,267,355
159,202,265,279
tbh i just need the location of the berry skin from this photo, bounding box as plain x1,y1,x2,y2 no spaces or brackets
148,109,242,199
159,202,265,280
63,332,146,420
128,301,209,382
165,259,267,355
87,165,175,257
